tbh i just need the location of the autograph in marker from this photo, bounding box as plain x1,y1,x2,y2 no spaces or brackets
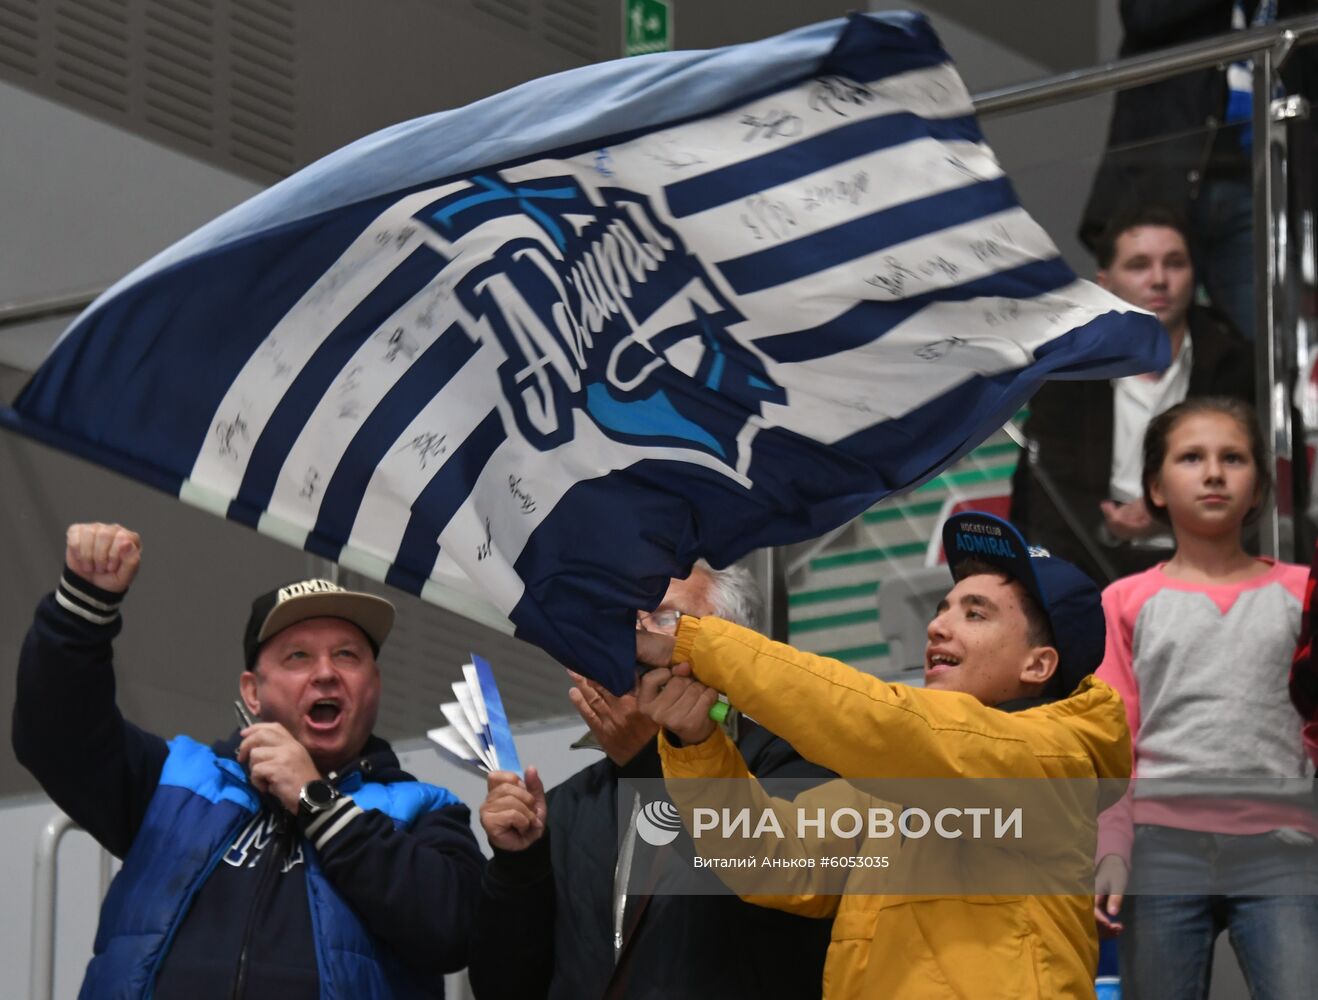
739,109,803,141
508,475,537,514
808,76,876,117
397,432,448,469
215,413,249,459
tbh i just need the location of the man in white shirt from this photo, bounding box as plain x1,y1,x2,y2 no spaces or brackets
1100,215,1196,548
1010,206,1253,582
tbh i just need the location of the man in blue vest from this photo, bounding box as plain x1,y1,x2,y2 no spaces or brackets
13,522,483,999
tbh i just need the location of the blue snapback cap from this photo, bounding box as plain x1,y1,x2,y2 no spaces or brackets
941,511,1105,694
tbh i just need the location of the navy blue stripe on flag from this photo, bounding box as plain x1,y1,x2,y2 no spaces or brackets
826,14,952,85
228,246,449,528
10,197,404,484
0,405,186,497
828,312,1164,476
718,175,1017,297
665,113,979,219
304,321,481,560
383,409,508,594
755,257,1075,364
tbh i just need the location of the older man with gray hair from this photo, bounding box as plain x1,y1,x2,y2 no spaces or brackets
467,561,832,1000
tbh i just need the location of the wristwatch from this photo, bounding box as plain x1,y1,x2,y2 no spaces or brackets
298,779,341,819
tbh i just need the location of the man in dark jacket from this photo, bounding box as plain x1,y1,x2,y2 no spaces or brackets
1011,208,1254,583
468,562,832,1000
12,521,483,999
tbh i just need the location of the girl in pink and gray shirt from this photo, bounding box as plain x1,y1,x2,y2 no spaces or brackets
1093,397,1317,1000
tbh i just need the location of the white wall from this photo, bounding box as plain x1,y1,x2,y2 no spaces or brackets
0,79,261,372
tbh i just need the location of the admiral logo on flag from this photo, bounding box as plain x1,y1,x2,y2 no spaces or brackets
425,173,779,473
1,12,1168,693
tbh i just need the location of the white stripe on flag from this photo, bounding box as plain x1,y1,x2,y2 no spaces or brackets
187,181,471,495
828,207,1058,304
863,62,975,118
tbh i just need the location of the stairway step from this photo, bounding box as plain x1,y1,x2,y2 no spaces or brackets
788,580,879,607
789,607,878,635
810,540,928,572
812,641,890,663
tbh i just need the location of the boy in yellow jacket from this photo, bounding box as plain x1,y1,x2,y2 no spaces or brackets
637,511,1130,999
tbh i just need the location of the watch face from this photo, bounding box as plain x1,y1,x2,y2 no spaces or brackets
304,780,336,808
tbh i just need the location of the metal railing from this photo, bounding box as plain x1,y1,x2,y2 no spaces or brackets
973,18,1318,118
0,286,101,332
30,810,114,1000
969,12,1318,564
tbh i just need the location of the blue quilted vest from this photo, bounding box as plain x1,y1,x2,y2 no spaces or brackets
79,736,459,999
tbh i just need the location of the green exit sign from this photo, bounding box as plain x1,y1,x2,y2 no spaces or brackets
624,0,673,56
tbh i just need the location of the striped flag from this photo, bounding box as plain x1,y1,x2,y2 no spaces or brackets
1,13,1166,693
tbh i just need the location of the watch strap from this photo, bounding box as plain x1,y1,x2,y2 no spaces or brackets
299,792,362,849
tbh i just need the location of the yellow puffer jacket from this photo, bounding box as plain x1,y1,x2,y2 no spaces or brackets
658,616,1132,1000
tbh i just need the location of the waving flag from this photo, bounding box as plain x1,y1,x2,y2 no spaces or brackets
1,13,1165,693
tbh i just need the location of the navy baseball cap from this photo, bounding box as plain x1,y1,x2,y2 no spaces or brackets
941,511,1105,694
